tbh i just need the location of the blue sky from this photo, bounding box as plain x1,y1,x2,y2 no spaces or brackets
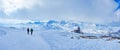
0,0,119,24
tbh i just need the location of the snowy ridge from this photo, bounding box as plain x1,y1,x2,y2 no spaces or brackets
1,20,120,37
15,20,120,34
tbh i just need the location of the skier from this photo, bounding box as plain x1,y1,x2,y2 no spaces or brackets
27,28,29,35
30,28,33,35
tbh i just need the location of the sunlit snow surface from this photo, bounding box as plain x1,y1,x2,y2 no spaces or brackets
0,22,120,50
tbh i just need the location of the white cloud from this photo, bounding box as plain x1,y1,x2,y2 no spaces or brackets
0,0,119,24
0,0,43,15
0,18,31,24
114,9,120,21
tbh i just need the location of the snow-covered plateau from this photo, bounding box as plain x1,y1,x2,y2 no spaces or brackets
0,20,120,50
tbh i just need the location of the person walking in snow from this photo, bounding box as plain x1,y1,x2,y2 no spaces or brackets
78,27,80,31
77,26,80,33
30,28,33,35
27,28,30,35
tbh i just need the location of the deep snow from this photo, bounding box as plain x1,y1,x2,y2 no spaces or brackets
0,26,120,50
0,27,50,50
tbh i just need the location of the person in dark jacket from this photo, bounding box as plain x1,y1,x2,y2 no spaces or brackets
27,28,29,35
30,28,33,35
78,27,80,31
76,26,80,33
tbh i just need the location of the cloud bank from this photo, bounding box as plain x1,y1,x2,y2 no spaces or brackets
0,18,31,24
0,0,119,24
